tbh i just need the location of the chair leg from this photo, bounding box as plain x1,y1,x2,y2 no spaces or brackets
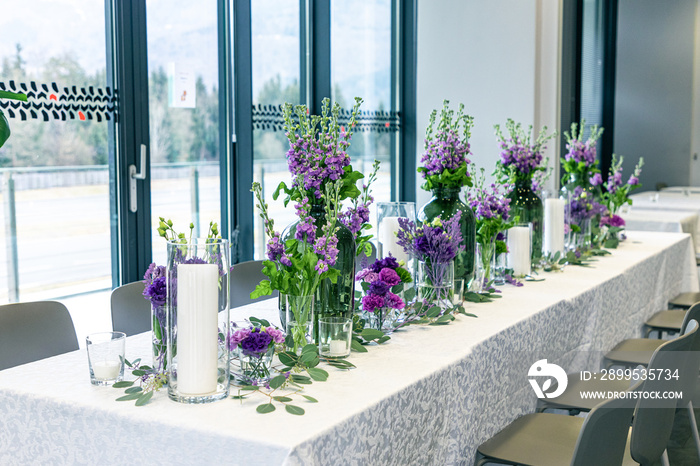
687,402,700,460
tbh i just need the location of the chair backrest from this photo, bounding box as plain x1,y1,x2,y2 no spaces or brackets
230,260,277,308
630,324,697,465
571,393,636,466
0,301,79,371
111,281,151,336
679,302,700,335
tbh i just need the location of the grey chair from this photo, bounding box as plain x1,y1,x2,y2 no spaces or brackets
602,302,700,369
230,260,277,308
475,389,636,466
643,309,686,338
111,281,151,336
669,291,700,309
0,301,79,371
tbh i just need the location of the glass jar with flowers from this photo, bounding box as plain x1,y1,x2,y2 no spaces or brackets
465,168,515,291
355,255,412,334
599,155,644,248
251,180,343,355
396,213,464,313
561,121,605,249
416,100,476,292
275,98,368,330
228,323,285,385
494,119,556,265
142,263,167,374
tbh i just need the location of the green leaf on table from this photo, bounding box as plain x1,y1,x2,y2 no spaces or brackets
116,392,142,402
132,369,146,377
360,328,384,341
231,395,248,400
240,385,260,391
301,344,317,355
257,403,276,414
135,391,154,406
376,335,391,344
302,395,318,403
300,351,320,367
435,314,454,324
273,396,293,402
285,404,305,416
112,381,134,388
268,375,287,390
278,351,298,366
425,306,442,318
351,339,368,352
290,374,312,384
307,367,329,382
124,386,143,394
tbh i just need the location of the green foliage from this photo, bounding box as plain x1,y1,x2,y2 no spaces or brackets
0,90,27,149
112,358,166,406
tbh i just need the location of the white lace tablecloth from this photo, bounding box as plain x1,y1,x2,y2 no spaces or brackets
0,231,697,466
621,209,699,253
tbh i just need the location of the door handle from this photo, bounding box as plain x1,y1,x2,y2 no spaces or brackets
129,144,147,213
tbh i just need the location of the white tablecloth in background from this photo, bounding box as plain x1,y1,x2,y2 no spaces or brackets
621,209,698,251
0,232,697,465
630,192,700,252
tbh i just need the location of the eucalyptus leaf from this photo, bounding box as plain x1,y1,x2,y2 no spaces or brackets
301,344,317,355
360,328,384,340
257,403,276,414
268,375,287,390
278,352,297,366
135,391,154,406
307,367,329,382
112,381,134,388
132,370,146,377
116,392,142,401
231,395,248,400
240,385,260,391
425,306,442,318
351,340,368,352
376,336,391,344
273,396,293,402
285,404,305,416
404,287,416,302
302,395,318,403
124,386,143,394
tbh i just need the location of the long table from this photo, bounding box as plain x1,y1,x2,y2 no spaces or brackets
0,231,697,465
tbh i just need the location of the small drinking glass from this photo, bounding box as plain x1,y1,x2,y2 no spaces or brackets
318,317,352,359
86,332,126,386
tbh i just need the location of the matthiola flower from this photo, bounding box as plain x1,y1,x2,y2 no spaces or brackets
628,176,639,186
561,121,604,182
590,173,603,186
494,119,554,185
396,213,464,264
294,197,316,244
421,129,471,177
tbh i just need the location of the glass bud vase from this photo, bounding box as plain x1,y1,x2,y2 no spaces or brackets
166,238,230,404
280,293,315,355
151,304,167,375
416,260,454,313
560,173,602,252
507,180,543,264
236,346,274,385
280,203,355,338
363,307,401,335
417,186,476,291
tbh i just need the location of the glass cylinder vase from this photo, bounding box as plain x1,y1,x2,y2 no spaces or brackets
376,202,416,264
363,307,402,335
151,304,167,375
416,259,454,312
236,345,274,385
166,238,230,404
560,173,601,252
280,293,315,355
507,180,543,264
417,186,476,293
281,203,355,335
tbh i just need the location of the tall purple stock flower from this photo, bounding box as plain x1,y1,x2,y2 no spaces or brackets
420,129,471,177
396,212,464,263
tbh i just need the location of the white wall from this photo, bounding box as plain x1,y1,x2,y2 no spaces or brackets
416,0,561,206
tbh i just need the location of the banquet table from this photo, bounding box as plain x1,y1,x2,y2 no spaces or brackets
621,208,698,247
1,231,698,466
630,191,700,252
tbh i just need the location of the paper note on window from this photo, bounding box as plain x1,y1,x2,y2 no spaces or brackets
168,63,196,108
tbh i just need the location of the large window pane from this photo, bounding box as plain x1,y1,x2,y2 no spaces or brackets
0,1,113,303
331,0,394,211
147,0,221,264
251,0,300,259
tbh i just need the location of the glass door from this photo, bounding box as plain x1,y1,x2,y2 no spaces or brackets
145,0,223,264
0,0,115,303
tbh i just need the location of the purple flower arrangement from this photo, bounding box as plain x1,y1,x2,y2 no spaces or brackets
339,159,380,257
228,325,285,357
561,121,604,183
417,100,474,191
396,213,464,265
599,154,644,247
494,119,555,188
356,256,411,313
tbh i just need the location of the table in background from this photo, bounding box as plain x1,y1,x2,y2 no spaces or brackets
621,208,698,252
630,191,700,252
0,232,697,465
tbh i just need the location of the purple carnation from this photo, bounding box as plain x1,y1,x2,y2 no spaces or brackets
369,279,390,296
601,214,626,228
385,292,405,310
364,272,379,283
228,328,251,350
265,327,286,344
362,294,386,312
239,328,273,356
144,276,167,307
378,268,401,286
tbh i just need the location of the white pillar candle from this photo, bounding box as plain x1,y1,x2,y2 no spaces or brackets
507,226,531,277
176,263,219,395
329,339,347,357
544,199,566,255
92,360,121,380
378,216,408,262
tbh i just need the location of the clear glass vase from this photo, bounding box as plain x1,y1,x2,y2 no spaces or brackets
363,307,401,335
280,293,314,354
236,346,274,385
151,304,167,375
507,180,543,264
166,238,230,404
417,186,476,292
416,260,454,312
